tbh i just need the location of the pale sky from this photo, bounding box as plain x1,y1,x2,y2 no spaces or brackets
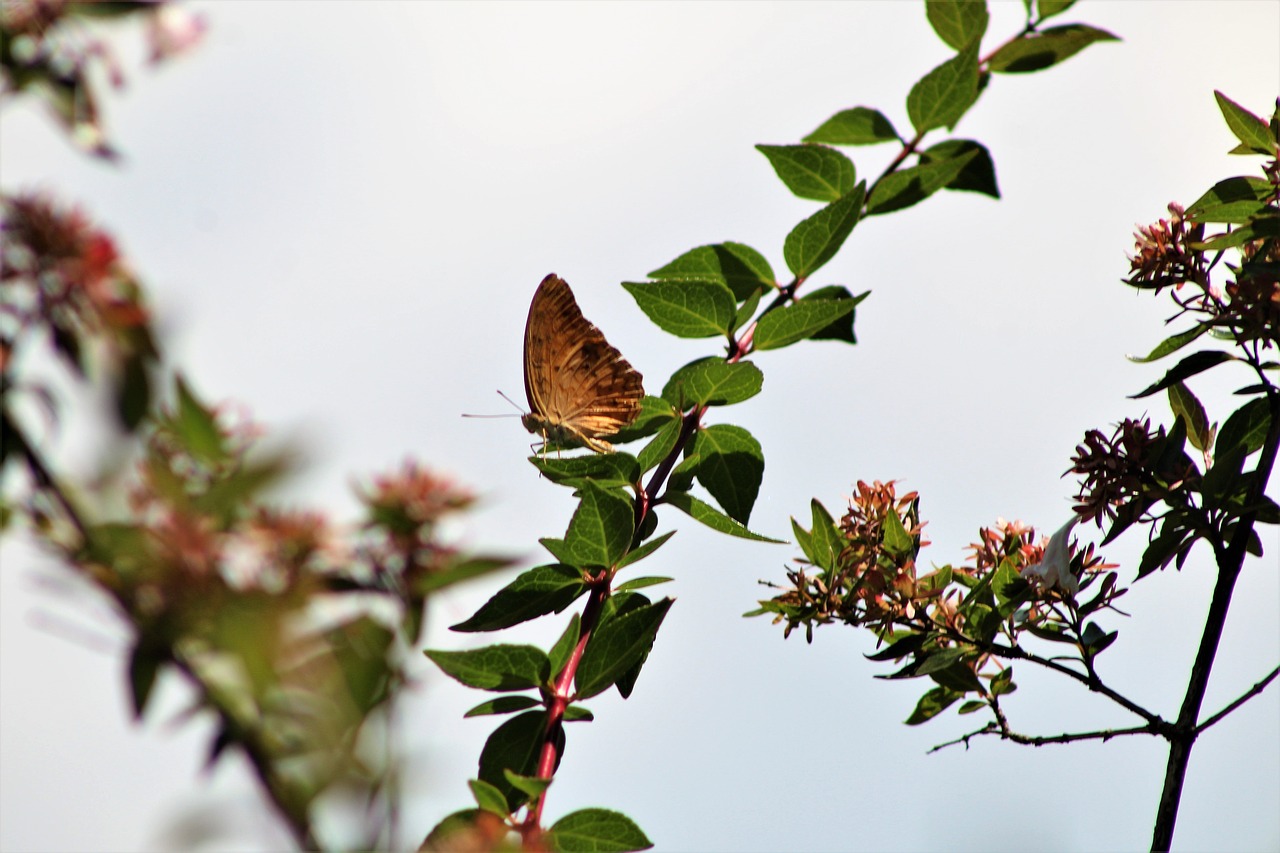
1,2,1277,851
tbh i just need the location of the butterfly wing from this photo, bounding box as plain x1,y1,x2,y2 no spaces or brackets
523,274,644,452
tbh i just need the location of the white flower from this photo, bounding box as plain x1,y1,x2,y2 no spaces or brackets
1022,517,1080,596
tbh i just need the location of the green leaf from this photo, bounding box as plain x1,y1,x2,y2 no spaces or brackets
906,686,962,725
504,770,553,799
547,808,654,853
754,299,857,351
1202,445,1247,509
532,452,641,487
958,699,987,715
991,666,1016,696
468,779,510,816
732,287,765,335
563,704,595,722
664,492,785,542
413,555,518,595
478,711,558,808
114,349,152,431
867,149,980,215
622,279,737,338
930,661,983,694
987,24,1119,74
1127,324,1210,363
1036,0,1076,22
464,695,543,718
1168,382,1213,453
661,358,763,408
451,564,586,632
648,242,776,301
618,530,677,569
803,107,900,146
667,454,698,493
576,598,673,699
1080,622,1118,655
1196,217,1280,251
907,43,980,134
424,644,550,692
1214,91,1277,156
808,499,842,571
782,183,866,278
799,286,868,344
425,810,490,849
611,396,680,445
865,632,928,663
172,375,227,465
564,481,635,568
691,424,764,525
548,613,581,678
636,416,683,474
1131,351,1236,398
128,640,165,720
756,144,857,202
614,575,674,592
1217,398,1270,457
926,0,989,51
921,139,1000,198
1186,176,1274,224
881,509,913,557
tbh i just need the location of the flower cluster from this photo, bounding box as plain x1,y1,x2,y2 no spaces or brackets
1126,202,1203,290
1068,417,1197,530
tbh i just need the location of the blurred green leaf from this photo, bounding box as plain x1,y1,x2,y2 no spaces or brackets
991,666,1016,696
867,149,979,215
988,24,1119,73
503,770,552,799
803,107,900,146
906,686,962,725
907,43,979,133
328,615,395,712
468,778,509,816
173,375,226,464
926,0,989,50
547,808,654,853
921,139,999,198
127,639,166,720
414,555,518,595
799,286,868,344
661,358,763,408
782,183,866,278
756,144,857,202
881,509,913,557
1036,0,1076,21
464,695,543,718
115,349,151,431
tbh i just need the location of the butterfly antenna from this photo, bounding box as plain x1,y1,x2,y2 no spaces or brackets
462,390,524,419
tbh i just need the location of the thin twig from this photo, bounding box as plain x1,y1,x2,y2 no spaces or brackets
1196,665,1280,734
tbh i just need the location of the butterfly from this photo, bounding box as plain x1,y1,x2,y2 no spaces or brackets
521,273,644,454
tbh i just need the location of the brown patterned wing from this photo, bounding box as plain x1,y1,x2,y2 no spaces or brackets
523,274,644,453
